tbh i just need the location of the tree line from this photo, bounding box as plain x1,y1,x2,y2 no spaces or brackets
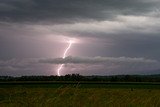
0,74,160,82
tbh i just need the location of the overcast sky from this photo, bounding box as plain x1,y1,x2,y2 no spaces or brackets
0,0,160,76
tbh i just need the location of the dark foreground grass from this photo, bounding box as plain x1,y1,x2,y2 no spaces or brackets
0,83,160,107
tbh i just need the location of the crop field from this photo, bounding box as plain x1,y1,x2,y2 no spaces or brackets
0,82,160,107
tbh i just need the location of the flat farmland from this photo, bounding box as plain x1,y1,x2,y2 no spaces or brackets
0,82,160,107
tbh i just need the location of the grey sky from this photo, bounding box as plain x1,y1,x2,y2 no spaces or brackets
0,0,160,76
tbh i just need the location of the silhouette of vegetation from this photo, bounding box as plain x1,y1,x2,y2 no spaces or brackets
0,74,160,82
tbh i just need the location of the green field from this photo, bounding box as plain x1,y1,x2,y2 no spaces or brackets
0,82,160,107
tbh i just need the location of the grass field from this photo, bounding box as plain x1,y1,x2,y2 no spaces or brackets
0,82,160,107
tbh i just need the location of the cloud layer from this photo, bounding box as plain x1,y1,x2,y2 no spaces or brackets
39,56,158,64
0,56,159,76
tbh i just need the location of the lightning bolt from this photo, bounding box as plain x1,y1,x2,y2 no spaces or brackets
57,40,73,76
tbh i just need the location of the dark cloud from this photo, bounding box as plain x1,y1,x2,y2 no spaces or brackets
0,0,159,24
39,56,158,64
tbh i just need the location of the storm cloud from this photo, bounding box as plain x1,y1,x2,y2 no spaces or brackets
0,0,160,76
0,0,160,24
